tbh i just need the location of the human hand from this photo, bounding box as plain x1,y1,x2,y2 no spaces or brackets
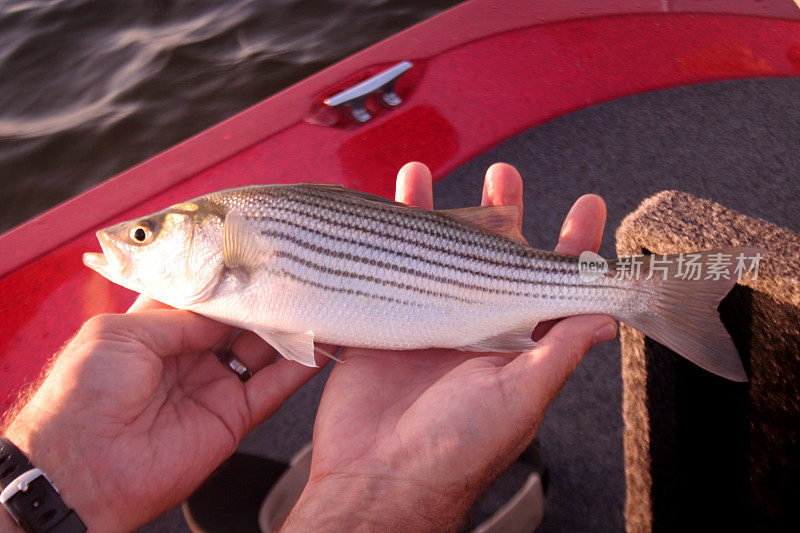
1,298,325,532
281,162,617,531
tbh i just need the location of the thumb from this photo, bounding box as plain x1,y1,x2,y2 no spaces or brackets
499,314,616,423
82,310,233,359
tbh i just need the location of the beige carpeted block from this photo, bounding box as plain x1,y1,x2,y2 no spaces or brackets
616,191,800,533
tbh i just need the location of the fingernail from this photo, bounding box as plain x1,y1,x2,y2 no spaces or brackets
593,322,617,346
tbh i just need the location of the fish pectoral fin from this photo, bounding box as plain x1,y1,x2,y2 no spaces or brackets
458,324,539,353
222,210,269,272
437,206,527,244
252,328,319,367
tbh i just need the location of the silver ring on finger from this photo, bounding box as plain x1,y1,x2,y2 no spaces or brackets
217,348,253,382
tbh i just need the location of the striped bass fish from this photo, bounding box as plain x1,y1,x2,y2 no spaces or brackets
83,183,750,381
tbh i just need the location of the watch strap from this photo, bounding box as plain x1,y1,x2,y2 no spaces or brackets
0,438,86,533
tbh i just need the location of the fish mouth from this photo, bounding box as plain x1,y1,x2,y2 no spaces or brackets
82,230,129,279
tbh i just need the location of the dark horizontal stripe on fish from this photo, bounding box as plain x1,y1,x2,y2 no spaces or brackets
270,187,578,272
274,268,418,307
262,223,607,295
266,202,655,298
261,197,566,275
219,185,580,277
274,249,479,304
216,188,645,295
289,185,506,239
262,215,585,290
273,190,522,254
283,186,562,258
269,251,581,306
266,222,554,291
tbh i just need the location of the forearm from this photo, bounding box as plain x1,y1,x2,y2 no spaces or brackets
280,475,473,533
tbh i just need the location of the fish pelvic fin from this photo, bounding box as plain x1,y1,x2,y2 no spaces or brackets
251,328,340,368
616,247,762,382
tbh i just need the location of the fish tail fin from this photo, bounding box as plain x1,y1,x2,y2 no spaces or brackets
616,247,761,382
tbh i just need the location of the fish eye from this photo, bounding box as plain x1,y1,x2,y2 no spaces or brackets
129,222,153,245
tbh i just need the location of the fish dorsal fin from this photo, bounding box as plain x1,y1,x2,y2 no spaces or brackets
458,323,539,353
222,210,268,272
299,183,409,207
251,328,319,367
437,206,527,244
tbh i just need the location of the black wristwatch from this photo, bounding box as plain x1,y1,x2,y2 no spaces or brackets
0,438,86,532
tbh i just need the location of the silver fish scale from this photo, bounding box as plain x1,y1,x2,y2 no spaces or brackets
201,185,642,349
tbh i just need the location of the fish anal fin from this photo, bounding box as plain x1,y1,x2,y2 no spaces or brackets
458,324,539,353
438,206,527,244
223,210,269,272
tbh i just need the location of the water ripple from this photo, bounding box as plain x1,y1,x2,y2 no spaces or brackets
0,0,458,231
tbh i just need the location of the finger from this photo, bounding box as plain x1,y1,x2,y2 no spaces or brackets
228,330,280,373
396,162,433,209
556,194,606,256
88,309,233,358
533,195,607,339
127,295,171,313
500,314,617,419
128,296,240,353
244,357,329,428
482,163,524,227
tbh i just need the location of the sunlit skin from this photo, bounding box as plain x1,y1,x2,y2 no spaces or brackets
0,163,615,532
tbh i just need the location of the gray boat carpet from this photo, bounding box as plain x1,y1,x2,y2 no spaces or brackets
140,77,800,532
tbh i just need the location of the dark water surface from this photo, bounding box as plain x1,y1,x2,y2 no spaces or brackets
0,0,459,232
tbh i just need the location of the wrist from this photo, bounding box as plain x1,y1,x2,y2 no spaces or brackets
2,414,103,531
0,506,19,532
280,474,470,533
